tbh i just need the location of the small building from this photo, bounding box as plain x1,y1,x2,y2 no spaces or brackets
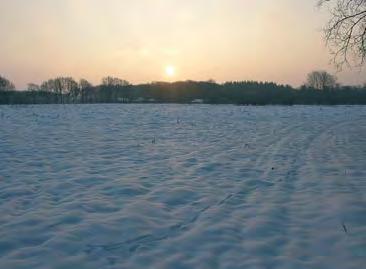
135,97,146,103
191,99,204,104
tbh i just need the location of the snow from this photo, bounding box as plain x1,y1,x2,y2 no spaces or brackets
0,104,365,268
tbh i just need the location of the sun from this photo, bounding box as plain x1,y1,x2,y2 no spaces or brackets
165,65,176,77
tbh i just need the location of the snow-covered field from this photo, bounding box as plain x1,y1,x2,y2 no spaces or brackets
0,104,365,269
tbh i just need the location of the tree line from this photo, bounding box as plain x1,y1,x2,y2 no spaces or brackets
1,71,366,105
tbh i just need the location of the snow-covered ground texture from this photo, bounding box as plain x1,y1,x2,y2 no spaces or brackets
0,104,365,269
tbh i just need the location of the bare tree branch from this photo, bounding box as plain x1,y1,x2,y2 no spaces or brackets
319,0,366,69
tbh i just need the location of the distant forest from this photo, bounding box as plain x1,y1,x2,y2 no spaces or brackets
1,71,366,105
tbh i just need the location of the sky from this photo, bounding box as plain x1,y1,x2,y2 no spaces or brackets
0,0,365,89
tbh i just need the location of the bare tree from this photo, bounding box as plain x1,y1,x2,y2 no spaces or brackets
40,77,78,103
319,0,366,68
79,79,93,103
26,83,40,103
0,75,15,91
306,70,337,89
101,76,130,87
41,79,55,92
27,83,40,92
79,79,92,90
61,77,79,102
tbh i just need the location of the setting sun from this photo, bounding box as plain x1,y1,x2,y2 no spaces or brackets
165,65,176,77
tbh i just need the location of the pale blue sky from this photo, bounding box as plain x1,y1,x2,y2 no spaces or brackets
0,0,365,89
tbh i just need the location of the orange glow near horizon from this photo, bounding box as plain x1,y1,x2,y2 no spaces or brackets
0,0,365,89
